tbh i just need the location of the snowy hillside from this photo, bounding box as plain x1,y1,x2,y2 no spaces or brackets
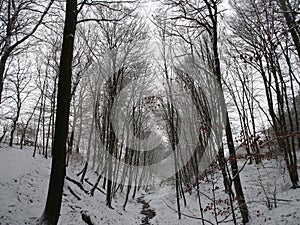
0,0,299,224
1,145,299,225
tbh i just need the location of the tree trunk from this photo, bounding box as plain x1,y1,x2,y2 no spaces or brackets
9,120,16,147
39,0,77,224
33,91,44,157
0,126,7,144
68,97,77,159
278,0,300,60
211,5,249,222
225,114,249,224
80,111,95,182
9,105,21,147
0,52,10,104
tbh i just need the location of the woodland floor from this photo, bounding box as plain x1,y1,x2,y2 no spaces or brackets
0,145,300,225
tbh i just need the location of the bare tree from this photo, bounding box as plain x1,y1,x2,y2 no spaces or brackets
156,0,249,222
38,0,77,223
277,0,300,59
85,7,150,207
3,57,33,147
0,0,54,103
229,0,299,188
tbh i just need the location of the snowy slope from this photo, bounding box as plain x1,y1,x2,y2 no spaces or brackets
0,146,50,224
0,146,142,225
0,145,300,225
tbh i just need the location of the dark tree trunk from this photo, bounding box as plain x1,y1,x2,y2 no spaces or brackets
66,129,74,166
210,3,249,222
33,92,44,157
9,130,14,147
0,127,7,144
9,120,16,147
278,0,300,60
9,105,21,147
20,98,38,149
39,0,77,224
225,114,249,224
0,53,9,104
217,146,232,195
106,129,115,208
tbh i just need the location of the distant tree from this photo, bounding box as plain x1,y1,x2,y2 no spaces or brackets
229,0,299,188
67,27,93,164
159,0,249,222
19,100,39,150
3,57,33,147
0,0,54,103
83,6,149,207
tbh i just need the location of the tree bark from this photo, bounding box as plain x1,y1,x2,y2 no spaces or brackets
39,0,77,224
210,2,249,222
278,0,300,60
0,52,10,103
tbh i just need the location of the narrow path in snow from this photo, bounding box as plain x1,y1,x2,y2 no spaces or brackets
137,194,156,225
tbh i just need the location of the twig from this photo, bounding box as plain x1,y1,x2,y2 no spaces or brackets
67,186,81,200
84,178,106,195
268,197,292,202
66,176,89,194
162,200,214,225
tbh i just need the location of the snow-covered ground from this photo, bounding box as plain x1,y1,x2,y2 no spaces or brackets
0,145,300,225
0,145,141,225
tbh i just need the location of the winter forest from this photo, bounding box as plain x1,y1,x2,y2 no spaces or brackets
0,0,300,224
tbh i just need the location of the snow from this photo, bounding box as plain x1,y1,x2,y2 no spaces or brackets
1,145,300,224
0,145,141,225
0,146,50,224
